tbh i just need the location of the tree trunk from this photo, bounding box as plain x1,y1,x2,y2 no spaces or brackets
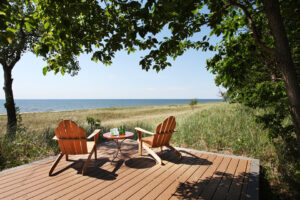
2,64,17,136
263,0,300,154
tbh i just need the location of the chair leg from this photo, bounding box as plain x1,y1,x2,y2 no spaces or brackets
143,145,163,165
166,145,182,159
82,145,96,175
138,140,143,156
94,146,97,160
65,154,69,161
49,153,64,176
160,146,163,152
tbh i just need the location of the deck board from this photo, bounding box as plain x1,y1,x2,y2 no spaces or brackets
0,140,256,200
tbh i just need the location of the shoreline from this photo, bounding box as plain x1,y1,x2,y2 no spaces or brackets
0,100,222,115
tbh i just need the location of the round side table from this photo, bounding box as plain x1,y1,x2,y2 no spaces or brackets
103,131,134,163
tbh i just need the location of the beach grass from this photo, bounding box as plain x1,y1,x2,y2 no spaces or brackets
0,102,218,134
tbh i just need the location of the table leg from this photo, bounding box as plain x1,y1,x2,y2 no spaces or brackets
111,139,127,163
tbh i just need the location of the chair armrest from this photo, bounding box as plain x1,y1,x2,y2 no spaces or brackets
88,129,101,139
52,136,58,140
135,127,155,135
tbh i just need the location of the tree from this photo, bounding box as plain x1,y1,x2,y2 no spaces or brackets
1,0,144,135
0,1,38,135
0,0,84,135
78,0,300,153
23,0,300,153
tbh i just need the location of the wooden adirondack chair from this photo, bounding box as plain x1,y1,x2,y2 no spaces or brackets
135,116,182,165
49,120,101,176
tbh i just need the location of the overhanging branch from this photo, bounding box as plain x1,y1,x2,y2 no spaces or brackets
229,2,276,56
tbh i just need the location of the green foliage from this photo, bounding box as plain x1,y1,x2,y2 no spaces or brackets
0,127,59,171
86,116,101,133
189,98,197,109
0,110,59,170
204,1,300,195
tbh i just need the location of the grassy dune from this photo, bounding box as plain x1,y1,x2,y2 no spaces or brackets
0,102,218,133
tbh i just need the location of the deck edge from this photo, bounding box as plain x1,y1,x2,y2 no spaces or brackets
246,158,259,200
172,146,256,161
0,155,57,175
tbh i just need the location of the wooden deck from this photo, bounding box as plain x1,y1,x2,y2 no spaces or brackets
0,140,258,200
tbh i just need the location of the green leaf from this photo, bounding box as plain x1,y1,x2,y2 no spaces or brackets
25,22,32,32
60,68,65,75
42,67,48,76
6,27,17,33
44,22,50,29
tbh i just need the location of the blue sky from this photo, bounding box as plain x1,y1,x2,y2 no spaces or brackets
0,49,221,99
0,28,222,99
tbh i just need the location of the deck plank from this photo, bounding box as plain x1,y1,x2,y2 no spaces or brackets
115,155,179,200
212,158,240,200
156,153,209,200
240,160,251,200
198,156,232,200
226,159,248,200
0,140,255,200
169,154,217,200
127,156,189,200
104,153,179,200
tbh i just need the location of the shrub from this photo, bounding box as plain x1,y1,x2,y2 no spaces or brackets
189,99,198,109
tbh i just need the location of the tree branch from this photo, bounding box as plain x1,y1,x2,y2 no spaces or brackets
8,20,27,70
229,2,276,56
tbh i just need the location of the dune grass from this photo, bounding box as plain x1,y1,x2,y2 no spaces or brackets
0,102,218,134
173,104,273,158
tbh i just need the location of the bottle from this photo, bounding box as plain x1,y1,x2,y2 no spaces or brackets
120,126,125,135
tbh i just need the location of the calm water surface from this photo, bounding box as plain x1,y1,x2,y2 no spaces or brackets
0,99,221,114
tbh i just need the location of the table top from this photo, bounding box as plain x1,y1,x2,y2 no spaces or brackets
103,131,134,139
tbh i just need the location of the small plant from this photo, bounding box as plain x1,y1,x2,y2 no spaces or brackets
86,117,101,132
189,98,198,109
16,107,27,134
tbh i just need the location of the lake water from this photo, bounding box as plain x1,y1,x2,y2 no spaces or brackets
0,99,221,114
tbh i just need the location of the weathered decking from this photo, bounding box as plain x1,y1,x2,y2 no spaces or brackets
0,140,259,200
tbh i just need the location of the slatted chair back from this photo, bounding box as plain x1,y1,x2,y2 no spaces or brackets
152,116,176,148
55,120,88,155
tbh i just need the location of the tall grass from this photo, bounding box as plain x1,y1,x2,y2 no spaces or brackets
0,128,60,170
173,104,273,159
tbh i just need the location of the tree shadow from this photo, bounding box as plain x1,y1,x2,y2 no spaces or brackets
160,150,213,165
172,171,250,199
259,166,278,200
125,157,156,169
